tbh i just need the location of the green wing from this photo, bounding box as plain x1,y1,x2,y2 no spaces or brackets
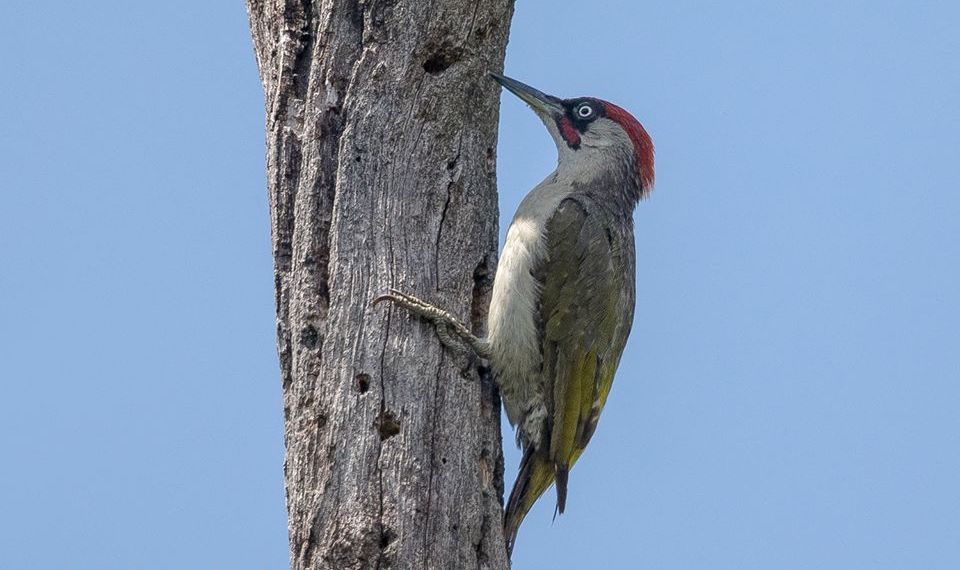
503,196,635,551
539,197,635,512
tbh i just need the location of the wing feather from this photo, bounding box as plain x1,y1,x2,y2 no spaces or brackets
539,197,634,507
504,195,635,541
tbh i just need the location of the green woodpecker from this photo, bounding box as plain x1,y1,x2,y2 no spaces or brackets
376,73,655,555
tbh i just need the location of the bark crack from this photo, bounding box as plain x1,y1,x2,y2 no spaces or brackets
435,134,464,290
463,0,483,44
375,308,393,570
434,190,453,291
403,79,426,132
421,351,446,570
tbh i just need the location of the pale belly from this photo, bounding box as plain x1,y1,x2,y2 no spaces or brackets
487,217,544,426
486,180,570,429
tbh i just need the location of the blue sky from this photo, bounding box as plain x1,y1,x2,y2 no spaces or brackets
2,1,958,568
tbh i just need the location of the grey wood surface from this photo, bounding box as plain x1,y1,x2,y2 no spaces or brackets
246,1,515,568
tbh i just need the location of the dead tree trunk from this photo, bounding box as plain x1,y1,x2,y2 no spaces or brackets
246,1,515,569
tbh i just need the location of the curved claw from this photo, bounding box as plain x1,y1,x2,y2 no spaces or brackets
372,293,396,306
372,288,405,306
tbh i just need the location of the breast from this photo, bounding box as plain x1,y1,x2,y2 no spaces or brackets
486,181,570,425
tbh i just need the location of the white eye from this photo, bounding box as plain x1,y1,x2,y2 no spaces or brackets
577,104,594,118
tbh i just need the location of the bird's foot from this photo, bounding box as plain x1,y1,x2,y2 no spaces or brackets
374,288,491,359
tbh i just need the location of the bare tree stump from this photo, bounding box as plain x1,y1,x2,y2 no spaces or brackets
246,1,515,568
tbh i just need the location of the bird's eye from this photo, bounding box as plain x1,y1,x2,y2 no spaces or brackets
577,104,594,118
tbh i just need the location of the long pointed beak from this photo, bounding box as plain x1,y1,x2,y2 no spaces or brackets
490,73,563,117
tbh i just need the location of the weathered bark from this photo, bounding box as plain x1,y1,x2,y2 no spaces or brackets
245,1,514,569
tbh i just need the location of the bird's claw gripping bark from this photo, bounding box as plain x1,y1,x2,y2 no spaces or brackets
374,288,490,359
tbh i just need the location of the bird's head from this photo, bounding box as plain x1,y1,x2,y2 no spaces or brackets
492,73,654,199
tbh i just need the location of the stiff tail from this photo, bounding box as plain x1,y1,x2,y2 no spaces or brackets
504,448,556,556
555,465,569,517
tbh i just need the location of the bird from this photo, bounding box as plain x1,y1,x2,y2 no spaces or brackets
375,73,655,555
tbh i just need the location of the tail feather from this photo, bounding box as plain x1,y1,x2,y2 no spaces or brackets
504,448,555,557
554,466,569,518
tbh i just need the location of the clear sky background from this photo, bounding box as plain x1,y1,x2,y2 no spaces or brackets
1,1,958,568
